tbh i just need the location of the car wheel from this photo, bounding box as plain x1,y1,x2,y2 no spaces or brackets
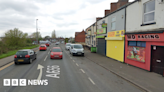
72,53,74,56
35,55,37,59
29,59,33,64
15,62,18,65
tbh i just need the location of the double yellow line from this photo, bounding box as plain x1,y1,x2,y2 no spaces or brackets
0,49,39,71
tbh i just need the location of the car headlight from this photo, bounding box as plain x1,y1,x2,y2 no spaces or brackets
73,50,76,52
60,53,62,55
51,53,53,55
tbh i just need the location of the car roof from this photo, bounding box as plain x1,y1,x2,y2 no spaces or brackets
40,44,46,46
71,44,81,46
52,47,61,49
18,49,31,51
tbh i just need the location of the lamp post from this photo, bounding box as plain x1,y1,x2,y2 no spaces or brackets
36,19,38,44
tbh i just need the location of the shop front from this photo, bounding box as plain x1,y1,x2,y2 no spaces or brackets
125,31,164,75
105,30,125,62
96,28,107,56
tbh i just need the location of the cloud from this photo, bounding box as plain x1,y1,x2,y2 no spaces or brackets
56,22,78,27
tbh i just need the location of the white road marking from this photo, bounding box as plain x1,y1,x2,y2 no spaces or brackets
80,69,85,73
70,57,72,59
44,56,48,61
88,77,95,85
73,60,75,62
37,64,44,81
76,63,79,66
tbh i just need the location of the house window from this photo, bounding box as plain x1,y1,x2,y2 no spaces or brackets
128,41,146,47
143,0,155,24
111,17,116,30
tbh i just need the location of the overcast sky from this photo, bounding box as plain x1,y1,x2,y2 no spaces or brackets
0,0,134,38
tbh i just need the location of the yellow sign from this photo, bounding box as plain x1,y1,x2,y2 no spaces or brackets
108,30,125,37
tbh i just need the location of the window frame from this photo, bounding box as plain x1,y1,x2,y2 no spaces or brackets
143,0,155,24
128,41,146,47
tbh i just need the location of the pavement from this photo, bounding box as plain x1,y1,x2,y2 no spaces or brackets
84,49,164,92
0,44,163,92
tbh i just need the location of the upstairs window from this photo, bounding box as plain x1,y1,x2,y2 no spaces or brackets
111,17,116,30
143,0,155,24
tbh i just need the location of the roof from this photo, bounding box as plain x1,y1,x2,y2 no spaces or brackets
96,0,138,22
75,32,80,36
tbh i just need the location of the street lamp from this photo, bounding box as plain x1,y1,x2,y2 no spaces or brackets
36,19,38,44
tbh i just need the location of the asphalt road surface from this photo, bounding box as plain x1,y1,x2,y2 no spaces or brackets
0,43,143,92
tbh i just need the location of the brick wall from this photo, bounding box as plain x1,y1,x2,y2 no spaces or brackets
105,10,110,16
111,0,128,13
75,30,85,42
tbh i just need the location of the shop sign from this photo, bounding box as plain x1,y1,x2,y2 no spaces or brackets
97,28,106,34
102,23,107,28
108,30,125,37
127,34,160,40
127,46,145,62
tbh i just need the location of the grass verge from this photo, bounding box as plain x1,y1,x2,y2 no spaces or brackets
0,45,39,59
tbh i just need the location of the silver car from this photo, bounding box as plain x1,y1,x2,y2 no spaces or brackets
70,44,84,56
65,43,71,50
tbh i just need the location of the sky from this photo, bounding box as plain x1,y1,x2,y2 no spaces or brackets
0,0,135,38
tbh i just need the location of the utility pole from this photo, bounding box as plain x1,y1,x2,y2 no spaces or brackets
36,19,38,44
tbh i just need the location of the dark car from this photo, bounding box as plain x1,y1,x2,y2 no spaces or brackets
14,49,37,65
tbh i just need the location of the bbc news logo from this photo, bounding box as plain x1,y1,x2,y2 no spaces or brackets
3,79,48,86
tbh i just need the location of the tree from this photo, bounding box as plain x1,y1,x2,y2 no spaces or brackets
30,32,42,39
4,28,28,47
51,30,56,38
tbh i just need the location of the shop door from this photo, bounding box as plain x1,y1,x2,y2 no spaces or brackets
97,38,106,56
151,46,164,75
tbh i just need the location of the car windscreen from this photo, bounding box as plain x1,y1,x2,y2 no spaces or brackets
52,49,61,52
74,45,83,49
66,44,71,46
16,51,28,55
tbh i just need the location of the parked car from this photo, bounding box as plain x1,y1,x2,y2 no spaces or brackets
70,44,84,56
39,44,47,51
50,47,63,59
14,49,37,65
55,42,60,45
65,43,71,50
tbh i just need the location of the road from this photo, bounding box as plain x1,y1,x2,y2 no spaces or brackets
0,43,143,92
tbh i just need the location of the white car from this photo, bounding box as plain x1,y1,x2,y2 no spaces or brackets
55,42,60,45
70,44,84,56
65,43,71,50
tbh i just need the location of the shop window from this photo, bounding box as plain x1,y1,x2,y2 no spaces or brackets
143,0,155,24
128,41,146,47
128,41,136,46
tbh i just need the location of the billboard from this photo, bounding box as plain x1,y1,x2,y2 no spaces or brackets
97,28,106,34
108,30,125,37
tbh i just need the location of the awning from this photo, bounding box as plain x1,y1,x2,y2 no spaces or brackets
105,37,124,40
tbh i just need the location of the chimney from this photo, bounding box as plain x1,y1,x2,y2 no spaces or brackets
110,0,129,13
111,3,117,12
105,10,110,16
96,17,103,21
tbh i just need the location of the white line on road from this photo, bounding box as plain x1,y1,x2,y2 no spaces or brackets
44,56,48,61
80,69,85,73
76,63,79,66
88,77,95,85
73,60,75,62
70,57,72,59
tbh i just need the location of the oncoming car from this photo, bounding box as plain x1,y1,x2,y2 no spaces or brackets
50,47,63,59
14,49,37,65
39,44,47,51
70,44,84,56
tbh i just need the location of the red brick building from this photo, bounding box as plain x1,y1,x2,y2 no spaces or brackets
75,30,85,42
